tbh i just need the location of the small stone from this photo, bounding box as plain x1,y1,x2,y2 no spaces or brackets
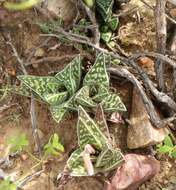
34,48,45,57
127,88,168,149
137,57,155,76
20,154,28,161
106,154,160,190
170,8,176,18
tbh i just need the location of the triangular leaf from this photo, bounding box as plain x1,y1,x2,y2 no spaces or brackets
92,85,109,102
77,106,109,150
44,91,68,105
96,148,124,172
13,84,43,102
83,53,110,88
95,104,111,141
67,148,88,176
101,93,126,112
108,17,119,31
55,55,82,96
96,0,114,22
50,105,68,123
17,75,63,101
75,86,96,108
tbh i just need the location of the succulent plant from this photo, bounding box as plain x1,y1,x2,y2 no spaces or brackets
67,106,124,176
16,53,126,123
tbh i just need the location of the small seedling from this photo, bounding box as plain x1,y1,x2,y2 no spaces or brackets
44,133,64,156
7,133,29,153
0,178,17,190
157,135,176,158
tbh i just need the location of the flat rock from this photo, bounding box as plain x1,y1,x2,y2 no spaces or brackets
106,154,160,190
127,88,168,149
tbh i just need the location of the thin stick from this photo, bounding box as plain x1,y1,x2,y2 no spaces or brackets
140,0,176,25
6,34,41,155
155,0,167,91
78,0,100,46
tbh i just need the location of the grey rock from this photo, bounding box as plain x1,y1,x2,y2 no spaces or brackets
127,88,168,149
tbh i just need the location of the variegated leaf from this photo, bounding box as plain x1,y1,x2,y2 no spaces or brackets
55,55,82,96
92,85,109,102
83,53,110,88
95,148,124,172
13,84,44,102
96,0,114,22
50,105,68,123
65,95,79,111
67,148,88,176
95,104,111,141
77,106,109,150
75,86,96,108
101,93,126,112
17,75,63,101
44,91,68,105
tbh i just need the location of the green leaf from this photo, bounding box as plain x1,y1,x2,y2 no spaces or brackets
50,105,68,123
67,148,88,176
95,104,110,140
96,0,114,22
158,145,173,153
7,133,29,153
75,86,96,108
96,148,124,172
171,149,176,158
83,0,95,8
92,85,109,102
4,0,39,10
0,178,17,190
101,31,112,43
44,133,64,156
164,135,174,148
101,93,126,112
77,106,109,150
13,84,42,102
108,17,119,31
55,55,82,96
17,75,63,102
44,92,68,105
83,53,110,88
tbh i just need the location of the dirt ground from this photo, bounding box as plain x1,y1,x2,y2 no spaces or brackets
0,4,176,190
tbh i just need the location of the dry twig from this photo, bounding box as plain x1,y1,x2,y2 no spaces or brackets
108,67,176,128
6,34,42,155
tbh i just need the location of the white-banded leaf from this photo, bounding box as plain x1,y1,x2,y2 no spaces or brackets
75,86,96,108
96,0,114,22
50,105,68,123
83,53,110,88
77,106,109,150
96,148,124,172
55,55,82,96
101,93,126,112
17,75,62,101
92,85,109,102
95,104,111,141
44,91,68,105
67,149,88,176
13,84,43,102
